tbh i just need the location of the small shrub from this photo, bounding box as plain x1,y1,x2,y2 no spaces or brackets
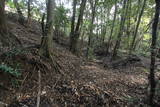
5,48,26,57
11,79,21,88
0,63,21,77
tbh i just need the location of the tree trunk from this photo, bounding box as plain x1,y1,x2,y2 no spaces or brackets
69,0,77,52
27,0,32,26
0,0,7,34
86,0,98,59
39,0,55,58
13,0,25,25
0,0,21,47
70,0,87,55
111,0,127,60
106,0,117,54
129,0,147,54
0,0,8,46
149,0,160,106
41,13,46,36
126,0,131,50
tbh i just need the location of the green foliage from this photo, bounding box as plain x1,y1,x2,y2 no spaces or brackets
0,64,21,77
141,68,149,72
54,5,69,30
6,0,15,8
11,79,21,88
5,48,25,57
124,96,139,103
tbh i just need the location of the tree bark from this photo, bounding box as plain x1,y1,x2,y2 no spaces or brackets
0,0,9,46
111,0,127,60
86,0,98,59
69,0,77,51
106,0,117,54
70,0,87,55
0,0,7,34
149,0,160,106
39,0,55,58
0,0,21,47
129,0,147,54
27,0,32,26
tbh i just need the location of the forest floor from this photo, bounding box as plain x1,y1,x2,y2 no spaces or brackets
0,13,160,107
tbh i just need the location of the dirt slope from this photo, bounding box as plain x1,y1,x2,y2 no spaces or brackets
0,13,159,107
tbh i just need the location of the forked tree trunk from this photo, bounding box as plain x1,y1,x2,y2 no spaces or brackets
39,0,55,58
149,0,160,106
70,0,87,55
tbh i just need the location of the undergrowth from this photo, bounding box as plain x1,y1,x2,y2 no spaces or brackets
0,63,21,77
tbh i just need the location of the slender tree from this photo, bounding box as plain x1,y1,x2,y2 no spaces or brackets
39,0,55,58
126,0,132,50
0,0,7,34
70,0,87,55
111,0,128,60
86,0,98,58
129,0,147,54
27,0,32,26
149,0,160,106
0,0,8,46
106,0,118,54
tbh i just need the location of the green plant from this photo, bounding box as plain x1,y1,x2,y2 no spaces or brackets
124,96,139,103
11,79,21,88
0,64,21,77
5,48,26,57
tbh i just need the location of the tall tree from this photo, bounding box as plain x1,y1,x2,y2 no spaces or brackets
0,0,21,46
39,0,55,58
149,0,160,106
27,0,32,26
129,0,147,54
106,0,118,54
70,0,87,55
0,0,7,34
69,0,77,51
86,0,98,59
111,0,128,60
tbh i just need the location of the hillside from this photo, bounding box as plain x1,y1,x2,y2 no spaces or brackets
0,13,159,107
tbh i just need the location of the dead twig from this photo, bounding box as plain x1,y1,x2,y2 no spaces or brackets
36,70,41,107
52,76,61,89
